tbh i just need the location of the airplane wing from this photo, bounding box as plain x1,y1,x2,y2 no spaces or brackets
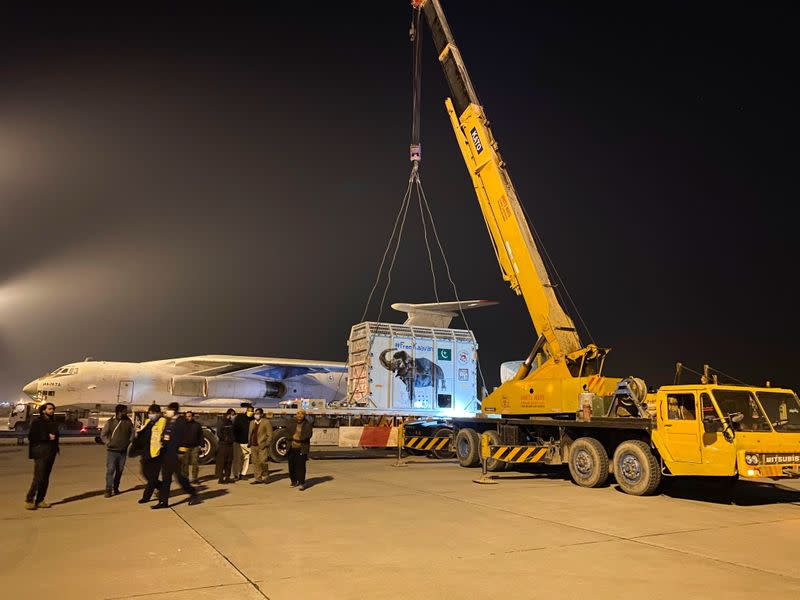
144,355,347,379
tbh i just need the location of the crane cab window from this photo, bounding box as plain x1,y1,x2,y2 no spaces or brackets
712,389,771,432
666,394,696,420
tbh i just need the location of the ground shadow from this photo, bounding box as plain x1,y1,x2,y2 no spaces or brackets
51,489,107,505
639,477,800,506
170,488,229,506
501,464,573,481
51,484,147,505
302,475,334,489
266,472,291,483
398,458,460,466
310,451,397,461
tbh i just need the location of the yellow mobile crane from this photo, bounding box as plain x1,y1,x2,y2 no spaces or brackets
410,0,800,495
412,0,618,417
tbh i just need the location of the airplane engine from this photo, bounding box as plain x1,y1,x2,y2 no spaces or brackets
170,376,206,397
170,376,285,399
206,377,286,399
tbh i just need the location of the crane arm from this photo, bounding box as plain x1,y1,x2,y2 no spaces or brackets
415,0,581,360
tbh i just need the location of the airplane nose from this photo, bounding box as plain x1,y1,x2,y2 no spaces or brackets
23,379,39,398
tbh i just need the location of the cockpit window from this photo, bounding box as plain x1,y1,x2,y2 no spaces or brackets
49,367,78,376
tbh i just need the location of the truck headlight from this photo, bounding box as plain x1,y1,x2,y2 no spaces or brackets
745,453,759,465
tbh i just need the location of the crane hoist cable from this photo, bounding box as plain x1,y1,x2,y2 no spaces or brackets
341,174,415,407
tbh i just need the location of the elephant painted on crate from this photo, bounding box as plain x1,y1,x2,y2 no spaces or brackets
379,349,446,403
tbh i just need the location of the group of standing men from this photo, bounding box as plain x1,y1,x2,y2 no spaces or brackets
214,406,272,484
213,406,312,489
108,401,203,508
24,402,315,510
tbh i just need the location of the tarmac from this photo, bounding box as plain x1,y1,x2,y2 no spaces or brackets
1,443,800,600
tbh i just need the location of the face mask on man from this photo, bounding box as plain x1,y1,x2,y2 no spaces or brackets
246,410,254,418
166,409,176,419
148,413,159,422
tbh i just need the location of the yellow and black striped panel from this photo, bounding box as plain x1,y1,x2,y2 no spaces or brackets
489,445,549,463
404,436,452,451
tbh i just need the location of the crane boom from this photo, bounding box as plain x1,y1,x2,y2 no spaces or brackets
414,0,619,415
416,0,580,360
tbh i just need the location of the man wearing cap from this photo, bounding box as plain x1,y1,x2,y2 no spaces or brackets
248,408,273,484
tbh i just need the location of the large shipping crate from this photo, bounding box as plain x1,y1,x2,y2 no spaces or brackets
347,322,479,414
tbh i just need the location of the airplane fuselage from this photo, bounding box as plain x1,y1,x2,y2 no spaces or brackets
25,358,348,412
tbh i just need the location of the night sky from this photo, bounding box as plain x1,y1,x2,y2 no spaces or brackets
1,2,797,404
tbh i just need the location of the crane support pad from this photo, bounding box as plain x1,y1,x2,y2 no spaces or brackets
405,436,452,451
490,445,550,464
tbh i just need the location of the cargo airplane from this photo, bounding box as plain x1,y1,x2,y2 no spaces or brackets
22,355,349,411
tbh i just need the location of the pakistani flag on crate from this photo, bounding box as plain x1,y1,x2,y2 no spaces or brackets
437,348,452,361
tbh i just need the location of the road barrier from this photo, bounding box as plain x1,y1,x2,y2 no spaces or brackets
391,423,454,467
487,445,549,464
473,432,553,484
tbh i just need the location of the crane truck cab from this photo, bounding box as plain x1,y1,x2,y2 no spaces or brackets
650,384,800,479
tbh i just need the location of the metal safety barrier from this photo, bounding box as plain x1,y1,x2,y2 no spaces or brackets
473,432,555,484
391,424,453,467
488,445,549,464
404,435,452,452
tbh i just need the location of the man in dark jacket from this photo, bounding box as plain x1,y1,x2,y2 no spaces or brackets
215,409,236,484
179,410,204,484
232,405,254,480
286,409,313,491
134,404,166,504
25,402,60,509
100,404,135,497
152,402,200,509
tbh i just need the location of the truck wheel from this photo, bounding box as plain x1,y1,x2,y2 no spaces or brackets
612,440,661,496
455,428,481,468
568,437,609,488
269,428,289,463
199,428,218,465
483,430,506,472
431,427,456,460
